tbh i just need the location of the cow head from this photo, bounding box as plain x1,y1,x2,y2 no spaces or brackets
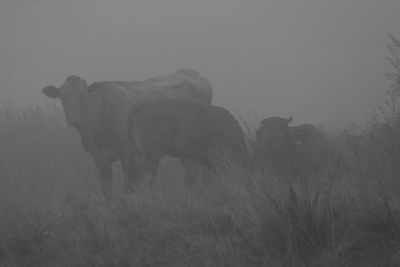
254,116,294,166
258,116,293,144
42,75,96,128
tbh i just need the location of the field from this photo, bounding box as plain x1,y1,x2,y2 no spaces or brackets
0,105,400,267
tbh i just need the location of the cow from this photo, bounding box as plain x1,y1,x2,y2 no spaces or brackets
255,116,331,174
126,98,248,186
42,69,212,199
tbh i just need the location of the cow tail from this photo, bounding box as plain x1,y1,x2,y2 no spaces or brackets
126,101,147,149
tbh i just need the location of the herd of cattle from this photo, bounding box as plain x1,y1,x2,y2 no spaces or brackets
42,69,331,199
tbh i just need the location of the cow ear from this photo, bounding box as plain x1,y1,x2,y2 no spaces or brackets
42,86,60,99
286,116,293,124
260,119,266,126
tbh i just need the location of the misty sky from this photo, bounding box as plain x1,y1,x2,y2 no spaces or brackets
1,0,400,130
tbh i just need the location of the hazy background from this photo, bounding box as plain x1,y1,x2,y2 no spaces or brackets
1,0,399,131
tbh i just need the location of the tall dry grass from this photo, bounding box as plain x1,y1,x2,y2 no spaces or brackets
0,105,399,266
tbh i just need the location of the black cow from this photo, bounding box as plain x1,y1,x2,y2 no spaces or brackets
127,98,248,185
255,116,331,173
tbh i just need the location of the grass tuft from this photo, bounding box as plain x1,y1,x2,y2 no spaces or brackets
0,105,400,266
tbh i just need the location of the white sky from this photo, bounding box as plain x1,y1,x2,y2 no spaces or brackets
1,0,400,130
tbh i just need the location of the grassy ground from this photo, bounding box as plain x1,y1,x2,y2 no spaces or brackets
0,106,400,267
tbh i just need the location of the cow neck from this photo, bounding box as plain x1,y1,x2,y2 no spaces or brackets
76,88,108,154
91,86,126,154
93,87,111,148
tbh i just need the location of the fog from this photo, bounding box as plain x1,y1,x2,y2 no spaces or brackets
1,0,400,130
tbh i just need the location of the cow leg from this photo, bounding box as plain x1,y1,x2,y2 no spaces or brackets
199,157,216,185
121,153,138,192
180,158,201,187
143,157,160,188
93,159,113,200
135,154,160,185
